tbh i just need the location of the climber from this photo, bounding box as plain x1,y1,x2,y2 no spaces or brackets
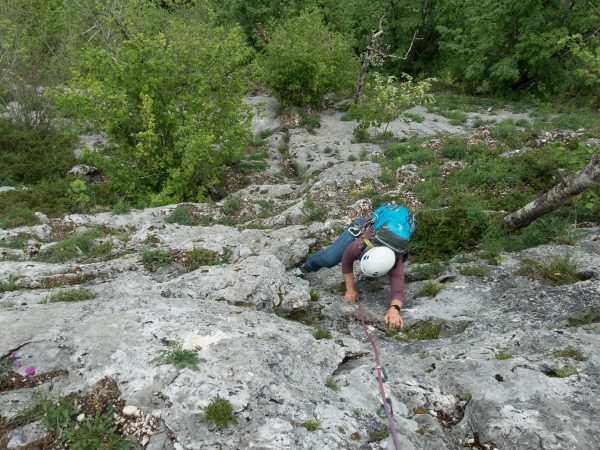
294,204,414,329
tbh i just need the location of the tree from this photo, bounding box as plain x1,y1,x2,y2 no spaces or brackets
254,10,358,107
53,9,253,205
504,152,600,229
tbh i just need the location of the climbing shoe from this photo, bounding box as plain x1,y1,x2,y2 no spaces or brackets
293,267,308,278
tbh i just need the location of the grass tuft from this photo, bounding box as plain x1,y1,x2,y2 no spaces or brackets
400,321,445,341
517,255,582,285
459,265,486,276
151,341,199,370
494,350,512,360
39,230,112,263
325,377,340,392
166,205,199,226
415,281,444,298
312,325,332,340
302,419,321,431
553,346,587,361
201,395,237,428
41,288,97,304
141,249,173,272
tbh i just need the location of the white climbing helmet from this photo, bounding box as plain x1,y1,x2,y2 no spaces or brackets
360,246,396,277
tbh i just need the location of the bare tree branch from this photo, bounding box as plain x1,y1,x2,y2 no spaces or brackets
503,152,600,229
353,15,420,104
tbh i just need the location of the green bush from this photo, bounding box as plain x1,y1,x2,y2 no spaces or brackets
254,11,358,107
52,16,253,206
0,119,76,185
410,205,488,262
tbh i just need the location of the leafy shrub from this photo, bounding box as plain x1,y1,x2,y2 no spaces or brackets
52,17,253,206
353,73,433,135
255,11,358,107
201,396,237,428
410,205,489,262
67,179,93,213
0,119,76,185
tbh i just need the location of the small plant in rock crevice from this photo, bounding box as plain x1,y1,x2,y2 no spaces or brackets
415,281,444,298
312,325,332,340
494,350,513,360
41,288,97,304
544,366,578,378
325,376,340,392
553,346,587,361
303,198,328,224
0,275,19,292
517,255,582,286
182,248,232,271
151,341,199,371
141,249,174,272
165,205,199,226
309,288,320,301
200,395,237,428
399,321,445,341
566,310,600,327
459,265,486,276
302,419,321,431
367,426,389,442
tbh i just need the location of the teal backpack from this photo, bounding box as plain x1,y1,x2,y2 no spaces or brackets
370,203,415,254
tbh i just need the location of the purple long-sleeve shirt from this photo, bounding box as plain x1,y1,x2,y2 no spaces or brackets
341,226,405,305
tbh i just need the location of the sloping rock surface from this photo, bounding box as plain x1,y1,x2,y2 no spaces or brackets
1,98,599,449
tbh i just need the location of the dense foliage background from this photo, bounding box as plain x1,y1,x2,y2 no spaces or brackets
0,0,599,220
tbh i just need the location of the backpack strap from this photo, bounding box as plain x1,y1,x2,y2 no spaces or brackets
363,237,376,249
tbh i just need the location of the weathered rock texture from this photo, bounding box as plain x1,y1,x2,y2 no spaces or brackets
1,97,599,450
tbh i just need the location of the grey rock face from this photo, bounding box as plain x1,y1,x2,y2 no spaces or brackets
1,96,598,450
244,95,283,139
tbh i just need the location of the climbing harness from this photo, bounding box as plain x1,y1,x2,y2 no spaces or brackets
356,290,402,450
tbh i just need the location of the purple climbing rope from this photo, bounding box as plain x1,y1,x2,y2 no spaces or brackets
356,297,402,450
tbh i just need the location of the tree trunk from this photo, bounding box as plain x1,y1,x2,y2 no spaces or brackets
503,152,600,229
